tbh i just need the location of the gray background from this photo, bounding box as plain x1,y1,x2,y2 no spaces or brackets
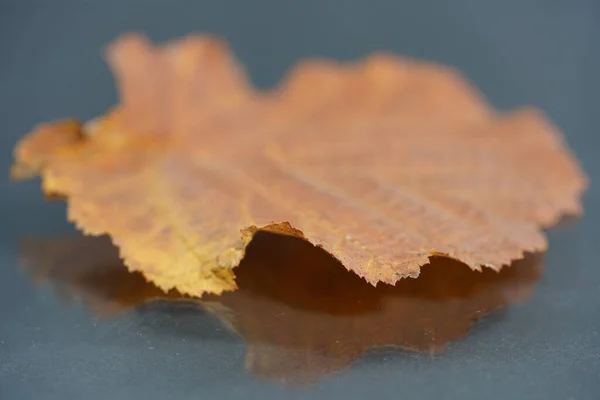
1,0,599,399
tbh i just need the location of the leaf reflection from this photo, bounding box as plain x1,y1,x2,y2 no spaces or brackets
19,231,543,385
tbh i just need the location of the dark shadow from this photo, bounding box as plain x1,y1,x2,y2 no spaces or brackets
550,213,583,231
19,232,543,386
19,235,184,317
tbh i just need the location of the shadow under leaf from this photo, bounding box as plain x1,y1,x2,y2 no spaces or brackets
19,231,543,385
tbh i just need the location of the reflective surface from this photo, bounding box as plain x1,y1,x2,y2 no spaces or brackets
1,0,599,399
18,232,544,385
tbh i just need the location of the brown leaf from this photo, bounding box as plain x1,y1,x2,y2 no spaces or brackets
11,33,586,297
18,233,543,385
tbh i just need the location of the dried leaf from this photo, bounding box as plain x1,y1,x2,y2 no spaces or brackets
19,233,543,384
11,33,586,297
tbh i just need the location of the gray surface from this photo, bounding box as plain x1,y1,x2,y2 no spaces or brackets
1,0,599,399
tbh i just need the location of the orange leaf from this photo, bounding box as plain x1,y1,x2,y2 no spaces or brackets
11,33,587,297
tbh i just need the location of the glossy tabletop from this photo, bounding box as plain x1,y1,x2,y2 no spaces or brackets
1,1,599,399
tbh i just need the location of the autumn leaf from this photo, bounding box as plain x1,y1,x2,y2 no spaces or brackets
19,232,543,384
11,33,586,297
